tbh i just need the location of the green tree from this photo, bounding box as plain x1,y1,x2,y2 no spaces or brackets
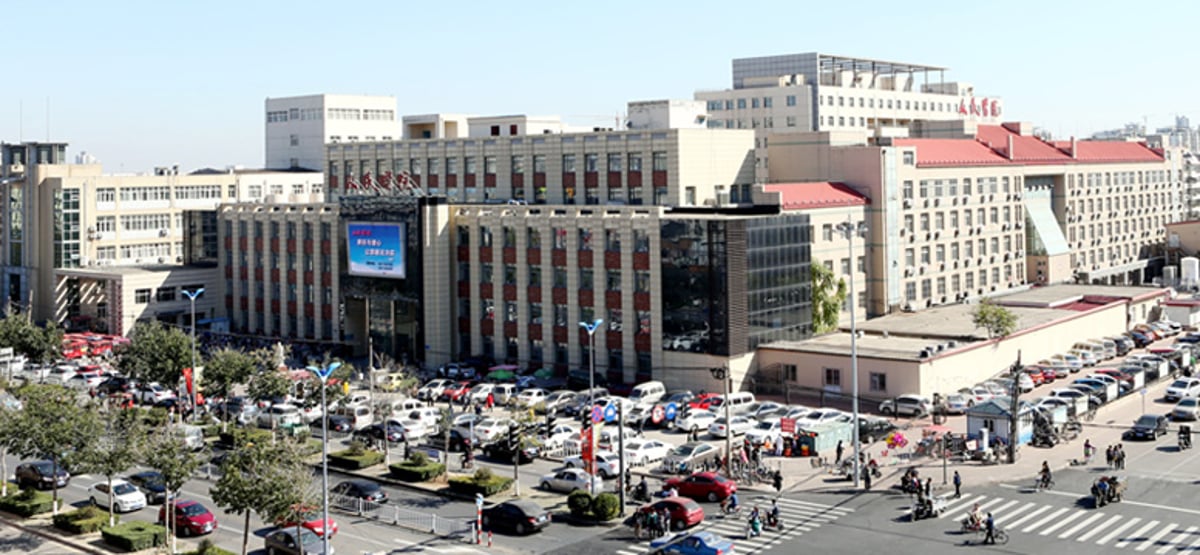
0,316,62,365
77,408,145,525
6,384,97,513
811,260,849,334
972,298,1018,338
116,321,193,385
247,369,293,403
203,348,259,403
211,440,312,555
143,427,204,553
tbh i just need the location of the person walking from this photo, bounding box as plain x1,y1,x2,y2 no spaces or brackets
1116,444,1126,470
862,465,873,490
953,470,962,499
485,392,495,412
1106,445,1114,469
924,477,932,499
984,512,996,544
836,440,845,464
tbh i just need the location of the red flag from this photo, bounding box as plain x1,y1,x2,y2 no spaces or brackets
182,367,194,396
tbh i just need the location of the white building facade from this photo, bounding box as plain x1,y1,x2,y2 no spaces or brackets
265,94,400,171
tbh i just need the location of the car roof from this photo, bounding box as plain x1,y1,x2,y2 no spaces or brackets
501,499,543,513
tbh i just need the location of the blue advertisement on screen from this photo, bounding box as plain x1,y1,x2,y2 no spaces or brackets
346,222,406,279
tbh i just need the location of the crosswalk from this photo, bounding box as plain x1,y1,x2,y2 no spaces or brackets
614,496,854,555
940,493,1200,552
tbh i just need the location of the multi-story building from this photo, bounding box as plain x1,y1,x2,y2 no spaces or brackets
768,121,1185,317
696,52,1003,180
265,94,400,171
0,142,322,332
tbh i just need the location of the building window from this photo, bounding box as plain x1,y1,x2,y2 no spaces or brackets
579,229,592,250
869,372,887,392
156,287,175,302
786,95,796,107
903,151,915,165
824,368,841,387
607,153,622,172
135,288,151,304
605,229,621,251
554,304,568,327
608,308,622,331
579,267,593,290
503,265,516,285
822,224,833,241
553,267,567,288
606,270,621,291
652,152,667,171
527,228,541,249
628,153,642,172
480,263,493,283
584,153,598,172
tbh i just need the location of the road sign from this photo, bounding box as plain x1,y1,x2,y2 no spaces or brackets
651,405,665,425
475,493,484,508
591,406,604,424
781,417,796,435
664,402,678,422
603,404,617,423
1140,387,1149,396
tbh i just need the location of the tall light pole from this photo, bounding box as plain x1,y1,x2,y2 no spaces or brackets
182,288,204,423
579,318,602,494
710,366,731,476
836,218,866,488
306,360,342,555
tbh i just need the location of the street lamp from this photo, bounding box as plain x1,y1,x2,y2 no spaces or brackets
306,360,342,555
182,288,204,423
836,218,867,488
709,366,731,477
578,318,603,494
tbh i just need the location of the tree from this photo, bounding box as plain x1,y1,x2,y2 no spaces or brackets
203,348,259,403
143,427,204,554
247,368,293,403
0,315,62,365
811,260,849,334
972,298,1018,338
6,384,97,513
116,321,193,385
78,407,145,526
211,440,314,555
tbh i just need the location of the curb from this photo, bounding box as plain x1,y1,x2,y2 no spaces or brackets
0,513,108,555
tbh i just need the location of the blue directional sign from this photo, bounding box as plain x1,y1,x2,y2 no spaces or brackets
664,403,678,422
603,404,617,423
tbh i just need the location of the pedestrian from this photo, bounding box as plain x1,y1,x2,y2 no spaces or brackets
485,392,495,411
836,440,844,464
924,477,932,498
637,416,646,437
474,402,483,417
1105,445,1114,468
660,508,671,535
1117,444,1126,470
862,465,872,490
953,470,962,498
634,511,644,538
984,512,995,544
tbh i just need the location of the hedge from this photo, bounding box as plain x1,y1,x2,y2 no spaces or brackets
389,461,446,482
0,488,56,517
590,493,621,521
217,428,272,449
53,506,113,534
101,521,166,552
567,491,592,517
447,468,512,497
328,449,385,470
183,539,236,555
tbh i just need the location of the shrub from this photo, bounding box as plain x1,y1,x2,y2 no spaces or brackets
0,487,55,517
567,490,593,517
101,521,166,552
408,450,431,466
183,539,236,555
347,440,367,456
473,467,495,482
590,492,620,521
388,460,446,482
53,505,113,534
217,428,272,449
201,424,221,438
328,448,385,470
447,469,513,497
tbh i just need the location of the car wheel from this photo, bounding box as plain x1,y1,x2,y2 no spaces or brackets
707,491,719,502
267,548,277,555
640,457,649,467
180,525,192,537
881,407,894,416
565,460,576,469
540,481,550,491
515,522,527,535
690,425,699,434
672,519,685,531
90,497,98,507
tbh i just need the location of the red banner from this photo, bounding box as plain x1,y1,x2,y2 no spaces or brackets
781,418,796,435
182,367,194,396
580,426,594,475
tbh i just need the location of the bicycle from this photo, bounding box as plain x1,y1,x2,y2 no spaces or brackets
1034,477,1054,492
975,528,1009,545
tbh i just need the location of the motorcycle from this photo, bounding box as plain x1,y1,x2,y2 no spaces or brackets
629,483,651,503
745,516,763,538
765,513,784,530
961,516,984,533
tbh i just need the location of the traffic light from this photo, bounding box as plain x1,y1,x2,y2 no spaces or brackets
508,427,518,447
546,413,557,432
773,471,783,492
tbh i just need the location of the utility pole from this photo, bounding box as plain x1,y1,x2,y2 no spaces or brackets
617,400,626,516
1008,350,1022,465
710,366,732,476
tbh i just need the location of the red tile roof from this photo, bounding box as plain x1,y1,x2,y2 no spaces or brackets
895,124,1165,167
763,182,869,210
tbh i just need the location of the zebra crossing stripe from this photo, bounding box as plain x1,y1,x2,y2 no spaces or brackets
1134,522,1176,552
992,502,1037,526
989,500,1020,517
1077,515,1124,542
1058,513,1107,539
1039,510,1086,536
1022,507,1067,533
1155,525,1198,555
939,493,984,514
1185,533,1200,550
1116,520,1159,549
1096,517,1141,546
1004,505,1050,530
770,497,855,514
947,496,996,522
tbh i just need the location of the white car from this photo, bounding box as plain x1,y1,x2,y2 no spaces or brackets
452,413,485,438
544,423,580,450
257,404,303,429
88,480,147,512
800,408,848,423
402,407,443,435
748,401,786,420
66,372,105,390
565,451,622,479
417,379,454,401
514,388,547,408
1165,378,1200,402
780,406,813,420
138,383,176,404
1049,354,1084,371
597,426,639,449
467,384,496,404
1070,349,1098,367
298,404,325,424
1173,397,1200,421
745,418,783,445
707,415,754,438
385,418,429,440
539,468,604,493
623,439,672,466
672,410,719,434
471,417,516,443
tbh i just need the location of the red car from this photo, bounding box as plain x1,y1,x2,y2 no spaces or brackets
441,381,476,402
158,499,217,537
1022,368,1045,387
664,472,737,502
1039,366,1058,383
639,496,704,531
279,512,338,538
1095,368,1134,387
686,393,722,411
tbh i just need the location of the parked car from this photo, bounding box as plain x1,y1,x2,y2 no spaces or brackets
1128,331,1153,348
15,461,69,490
565,451,621,478
331,479,388,504
799,408,848,424
440,380,475,402
263,527,331,555
638,497,705,531
416,379,454,401
1070,349,1098,367
941,394,972,415
126,470,169,504
745,418,784,446
707,415,754,438
663,442,720,474
88,479,147,512
158,499,217,536
514,388,547,408
1048,354,1084,372
664,471,737,502
537,390,579,415
439,362,477,379
66,371,105,390
539,468,604,494
483,441,541,465
1165,378,1200,402
672,409,719,434
278,511,338,539
481,500,551,535
257,404,303,429
686,393,723,411
879,394,932,417
649,531,735,555
541,423,579,450
624,439,672,466
137,382,176,404
857,416,898,444
401,408,443,435
1126,414,1169,440
324,414,354,434
1173,397,1200,421
472,417,517,444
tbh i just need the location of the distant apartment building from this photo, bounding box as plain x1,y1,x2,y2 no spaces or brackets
696,52,1003,180
265,94,400,171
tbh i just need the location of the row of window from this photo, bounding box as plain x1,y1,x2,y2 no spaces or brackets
902,177,1014,199
903,238,1020,266
116,243,174,260
336,152,669,177
1070,218,1169,242
234,311,333,340
898,207,1020,233
460,334,654,375
458,225,652,251
227,247,333,273
226,220,334,241
1075,170,1170,188
462,262,652,292
132,284,205,304
904,267,1020,302
97,186,234,203
820,94,956,114
823,367,888,393
119,214,172,232
463,297,652,331
228,280,332,304
1067,193,1173,215
1073,244,1156,270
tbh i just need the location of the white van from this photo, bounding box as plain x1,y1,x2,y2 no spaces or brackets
1072,342,1106,362
491,384,518,405
709,392,756,415
334,405,374,430
1094,339,1118,360
629,381,667,406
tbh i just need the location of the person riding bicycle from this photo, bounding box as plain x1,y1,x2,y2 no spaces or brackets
722,492,740,514
967,503,983,530
634,476,648,500
768,499,781,527
1038,461,1052,488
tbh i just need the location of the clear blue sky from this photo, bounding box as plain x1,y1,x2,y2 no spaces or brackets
4,0,1195,172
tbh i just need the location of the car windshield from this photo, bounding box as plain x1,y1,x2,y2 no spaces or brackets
180,503,208,516
755,422,775,430
113,483,137,495
1180,398,1199,407
1171,380,1191,388
1136,415,1160,427
672,445,695,456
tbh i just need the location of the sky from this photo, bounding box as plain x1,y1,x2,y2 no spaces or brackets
4,0,1198,172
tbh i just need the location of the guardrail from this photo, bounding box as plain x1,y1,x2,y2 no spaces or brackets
328,493,474,537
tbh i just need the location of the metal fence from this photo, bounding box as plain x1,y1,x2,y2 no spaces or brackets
328,493,475,537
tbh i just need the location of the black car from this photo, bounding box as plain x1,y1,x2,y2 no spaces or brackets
481,499,551,535
96,376,137,396
444,428,471,452
857,417,898,444
482,441,540,464
331,479,388,504
126,470,169,504
325,414,354,434
1129,331,1153,348
263,527,330,555
15,460,69,490
1127,414,1169,440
